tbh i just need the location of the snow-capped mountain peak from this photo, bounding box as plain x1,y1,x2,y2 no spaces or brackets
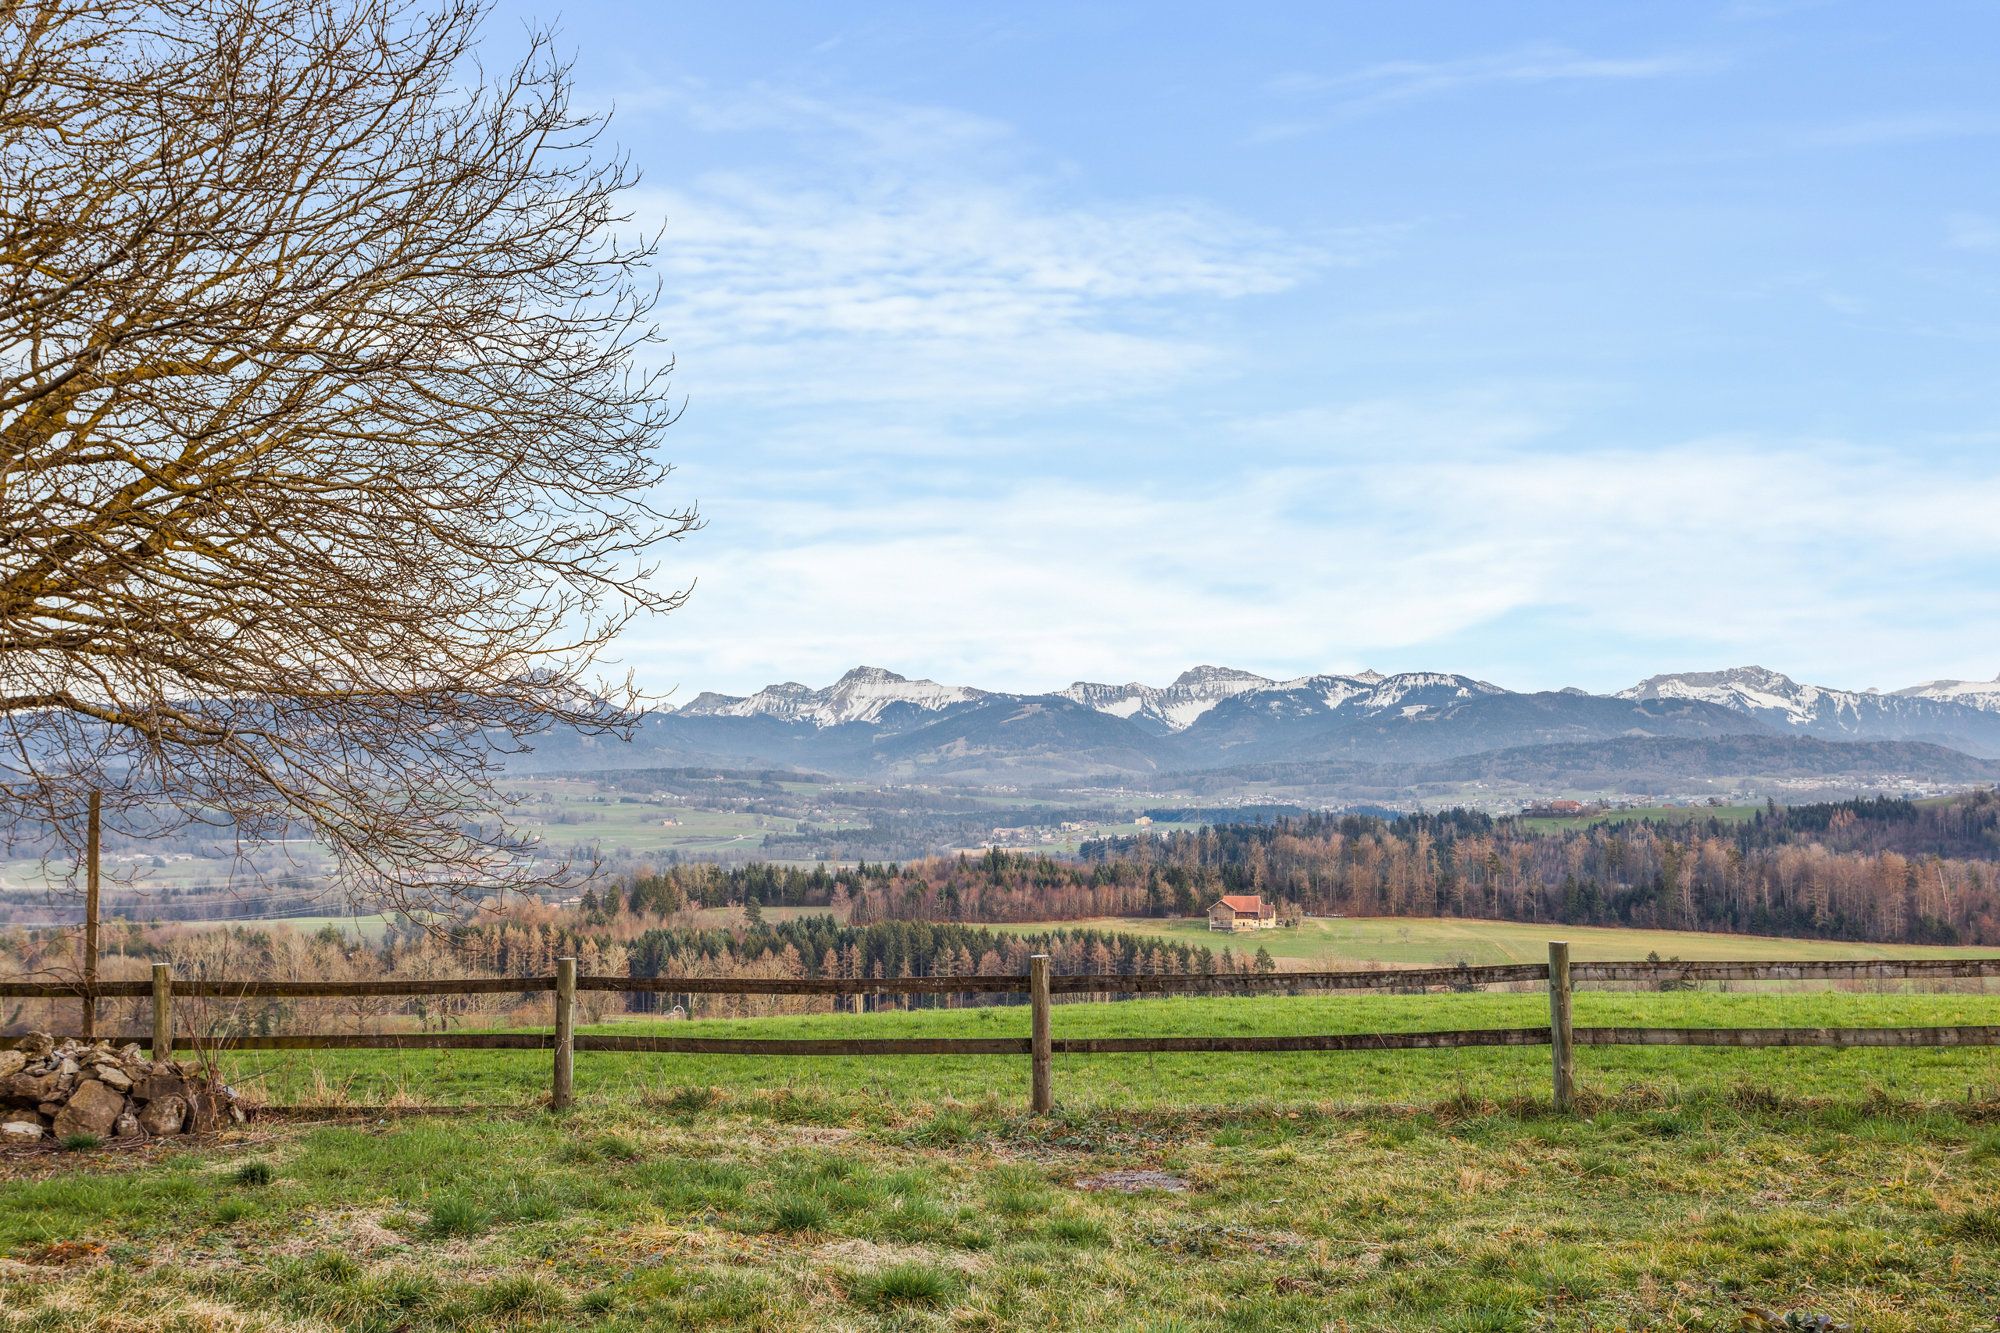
1170,665,1272,690
1056,668,1507,730
1617,666,1831,725
1894,673,2000,713
1058,666,1274,731
678,667,984,728
1616,665,2000,735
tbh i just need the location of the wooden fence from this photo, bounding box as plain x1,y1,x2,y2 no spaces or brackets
6,946,2000,1113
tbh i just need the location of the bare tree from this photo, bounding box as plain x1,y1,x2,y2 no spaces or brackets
0,0,695,912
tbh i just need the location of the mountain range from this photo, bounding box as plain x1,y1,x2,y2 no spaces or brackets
512,664,2000,795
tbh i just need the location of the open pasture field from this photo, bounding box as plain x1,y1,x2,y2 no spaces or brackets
9,989,2000,1330
507,782,804,855
680,904,839,928
992,914,1997,967
1514,803,1763,833
199,988,2000,1111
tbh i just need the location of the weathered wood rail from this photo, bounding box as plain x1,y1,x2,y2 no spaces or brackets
7,948,1999,1112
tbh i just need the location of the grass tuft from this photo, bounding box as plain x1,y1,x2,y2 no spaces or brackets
59,1133,100,1152
232,1160,276,1186
1046,1215,1111,1247
851,1261,959,1309
648,1084,722,1117
1942,1207,2000,1243
764,1190,831,1233
558,1131,642,1163
418,1194,490,1240
473,1273,568,1317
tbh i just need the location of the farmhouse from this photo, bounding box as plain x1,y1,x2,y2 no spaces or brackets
1207,893,1277,932
1521,799,1589,818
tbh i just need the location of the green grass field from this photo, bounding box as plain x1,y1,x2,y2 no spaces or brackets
993,914,1996,967
1514,803,1763,834
8,988,2000,1330
213,989,2000,1111
507,783,802,855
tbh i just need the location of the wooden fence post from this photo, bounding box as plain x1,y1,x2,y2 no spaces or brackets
151,963,172,1061
82,789,101,1039
553,957,576,1110
1029,954,1052,1114
1548,940,1574,1114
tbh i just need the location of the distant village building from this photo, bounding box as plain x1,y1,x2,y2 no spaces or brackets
1207,894,1277,932
1521,799,1588,818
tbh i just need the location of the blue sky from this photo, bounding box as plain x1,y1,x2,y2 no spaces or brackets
508,1,2000,698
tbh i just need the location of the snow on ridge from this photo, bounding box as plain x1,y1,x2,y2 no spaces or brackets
678,666,984,728
1894,674,2000,713
1617,665,2000,727
1058,666,1274,731
1618,667,1821,724
683,660,2000,734
1053,668,1508,728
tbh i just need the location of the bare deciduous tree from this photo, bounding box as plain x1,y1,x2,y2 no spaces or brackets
0,0,694,912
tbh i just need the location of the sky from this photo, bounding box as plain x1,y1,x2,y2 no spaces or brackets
500,0,2000,700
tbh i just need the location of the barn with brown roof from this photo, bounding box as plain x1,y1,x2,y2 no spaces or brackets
1207,893,1277,932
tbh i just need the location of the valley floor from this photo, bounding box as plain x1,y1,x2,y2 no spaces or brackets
7,991,2000,1329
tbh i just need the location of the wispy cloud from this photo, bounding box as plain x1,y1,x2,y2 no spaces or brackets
1947,211,2000,251
1793,113,2000,149
643,427,2000,697
625,87,1346,412
1255,45,1724,138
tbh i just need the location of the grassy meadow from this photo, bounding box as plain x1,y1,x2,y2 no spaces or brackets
991,913,1996,967
11,927,2000,1329
8,987,2000,1329
186,988,2000,1111
1512,803,1764,834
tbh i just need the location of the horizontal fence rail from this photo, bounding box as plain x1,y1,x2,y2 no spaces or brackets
1576,1025,2000,1048
12,947,2000,1115
11,955,2000,1002
0,977,552,999
1047,962,1551,995
1570,959,2000,985
107,1032,557,1051
579,974,1029,996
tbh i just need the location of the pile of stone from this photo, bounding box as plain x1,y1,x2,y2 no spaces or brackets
0,1033,244,1145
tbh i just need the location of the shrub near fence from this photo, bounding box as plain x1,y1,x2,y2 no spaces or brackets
6,945,2000,1113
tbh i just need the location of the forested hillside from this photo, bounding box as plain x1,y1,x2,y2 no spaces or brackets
608,791,2000,946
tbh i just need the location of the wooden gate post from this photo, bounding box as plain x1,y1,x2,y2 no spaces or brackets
151,963,172,1060
1029,954,1052,1114
1548,940,1575,1114
553,957,576,1111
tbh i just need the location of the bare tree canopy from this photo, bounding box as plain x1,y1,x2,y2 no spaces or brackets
0,0,694,909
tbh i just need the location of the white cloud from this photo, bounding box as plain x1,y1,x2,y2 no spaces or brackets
1947,211,2000,251
625,89,1340,412
1795,114,2000,149
632,432,2000,698
1256,45,1723,137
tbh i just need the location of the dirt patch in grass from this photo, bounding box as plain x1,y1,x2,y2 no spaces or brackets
259,1208,411,1258
1073,1168,1189,1193
814,1237,984,1275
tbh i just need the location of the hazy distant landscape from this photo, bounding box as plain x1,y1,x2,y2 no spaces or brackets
9,659,1999,918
